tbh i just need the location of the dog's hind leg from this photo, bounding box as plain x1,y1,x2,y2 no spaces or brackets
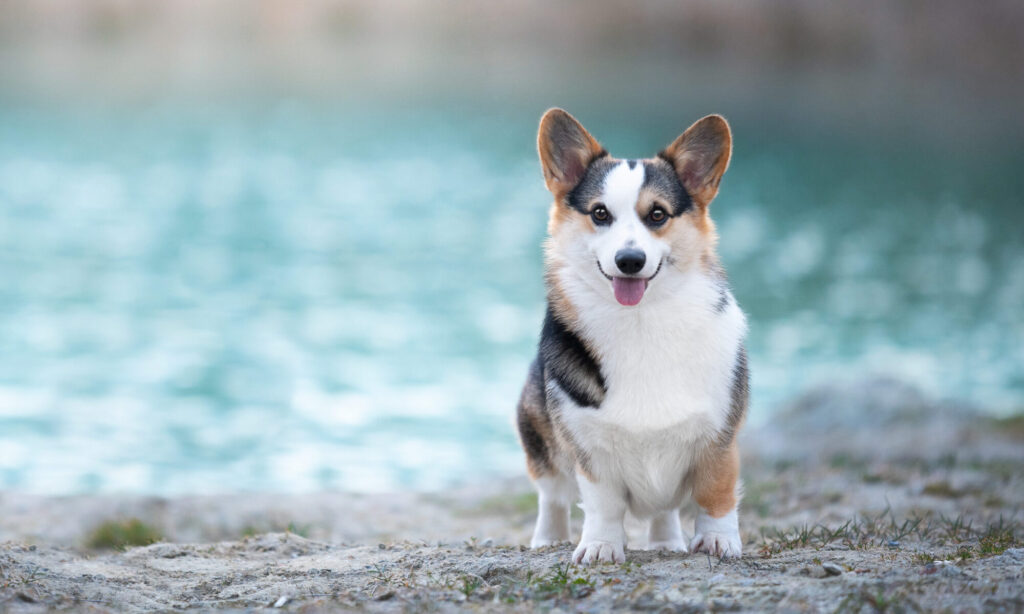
648,508,687,552
517,359,576,547
530,472,576,547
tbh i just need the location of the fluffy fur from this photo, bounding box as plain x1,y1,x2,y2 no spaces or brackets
517,109,749,564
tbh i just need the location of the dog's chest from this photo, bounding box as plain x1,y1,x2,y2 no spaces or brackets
578,286,743,435
556,276,745,511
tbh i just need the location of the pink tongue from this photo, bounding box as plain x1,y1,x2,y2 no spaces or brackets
612,277,647,306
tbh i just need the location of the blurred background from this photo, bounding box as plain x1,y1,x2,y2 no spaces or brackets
1,0,1022,495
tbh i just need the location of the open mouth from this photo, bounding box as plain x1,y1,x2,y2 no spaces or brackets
596,259,663,306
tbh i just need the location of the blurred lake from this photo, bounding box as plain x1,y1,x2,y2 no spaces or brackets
1,102,1021,495
1,0,1022,495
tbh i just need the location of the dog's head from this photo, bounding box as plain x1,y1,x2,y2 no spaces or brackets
538,108,731,307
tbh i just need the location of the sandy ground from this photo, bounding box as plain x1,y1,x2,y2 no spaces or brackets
2,378,1022,612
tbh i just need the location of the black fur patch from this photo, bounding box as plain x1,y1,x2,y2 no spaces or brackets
642,159,693,216
714,287,731,313
719,345,749,446
565,156,617,214
539,309,606,408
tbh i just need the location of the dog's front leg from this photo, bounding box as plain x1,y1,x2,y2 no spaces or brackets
572,474,627,564
689,440,742,558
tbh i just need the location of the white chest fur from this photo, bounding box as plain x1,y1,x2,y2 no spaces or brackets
553,268,746,515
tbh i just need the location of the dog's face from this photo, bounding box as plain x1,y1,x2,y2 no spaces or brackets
538,109,732,307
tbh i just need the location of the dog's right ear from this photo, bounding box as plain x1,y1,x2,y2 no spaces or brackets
537,109,605,199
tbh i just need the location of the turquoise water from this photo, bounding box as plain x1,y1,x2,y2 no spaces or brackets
1,104,1022,494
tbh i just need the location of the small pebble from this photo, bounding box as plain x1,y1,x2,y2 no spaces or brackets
273,595,289,608
887,540,900,549
822,563,843,576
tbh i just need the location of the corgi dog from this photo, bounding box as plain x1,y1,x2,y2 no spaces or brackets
516,109,748,564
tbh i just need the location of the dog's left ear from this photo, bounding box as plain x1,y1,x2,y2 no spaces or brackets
661,115,732,208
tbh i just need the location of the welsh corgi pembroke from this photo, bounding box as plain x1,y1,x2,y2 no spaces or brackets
516,109,748,564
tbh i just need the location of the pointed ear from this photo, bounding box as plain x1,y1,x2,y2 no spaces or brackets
537,108,605,199
661,115,732,207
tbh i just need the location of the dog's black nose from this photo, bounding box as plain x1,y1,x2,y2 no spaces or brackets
615,248,646,275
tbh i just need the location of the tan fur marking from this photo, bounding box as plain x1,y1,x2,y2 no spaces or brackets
692,440,740,518
545,212,600,326
547,198,598,237
523,407,557,479
691,209,715,237
661,212,718,275
517,357,560,479
635,187,672,238
650,222,675,239
634,188,659,218
700,249,725,277
544,264,579,327
547,200,573,236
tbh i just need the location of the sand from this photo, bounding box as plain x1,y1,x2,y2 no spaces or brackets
2,378,1022,612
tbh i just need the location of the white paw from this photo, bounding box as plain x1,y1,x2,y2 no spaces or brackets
689,532,742,558
572,540,625,565
647,538,688,552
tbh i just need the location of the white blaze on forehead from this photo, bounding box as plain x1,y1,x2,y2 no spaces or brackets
587,159,667,284
601,161,645,216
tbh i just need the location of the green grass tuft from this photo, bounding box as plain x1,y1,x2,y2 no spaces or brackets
458,574,484,598
990,413,1024,440
524,563,595,600
85,518,163,550
976,517,1020,556
239,521,310,538
475,492,538,516
836,586,920,614
759,509,1021,561
922,480,973,498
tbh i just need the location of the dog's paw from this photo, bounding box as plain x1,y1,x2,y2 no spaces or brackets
572,540,625,565
689,532,742,559
647,538,689,553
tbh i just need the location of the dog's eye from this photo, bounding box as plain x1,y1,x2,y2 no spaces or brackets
591,204,611,225
647,206,668,225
